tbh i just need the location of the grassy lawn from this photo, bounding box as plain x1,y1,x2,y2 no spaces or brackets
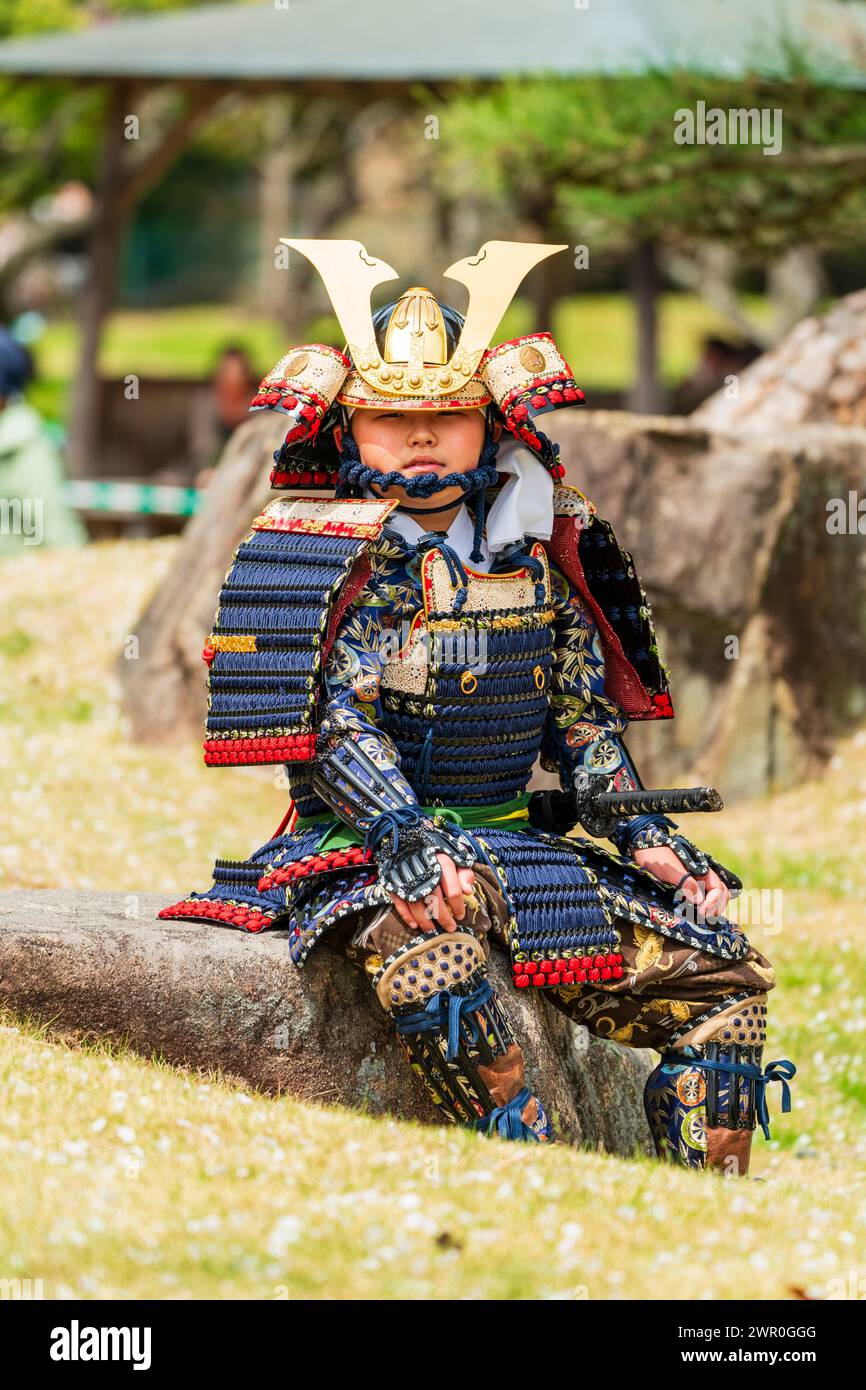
27,293,772,428
0,538,864,1300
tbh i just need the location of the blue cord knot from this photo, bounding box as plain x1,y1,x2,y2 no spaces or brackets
755,1058,796,1139
475,1086,535,1141
412,533,475,612
394,979,493,1061
662,1050,797,1140
364,804,425,857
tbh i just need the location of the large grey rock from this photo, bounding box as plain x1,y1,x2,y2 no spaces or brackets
552,410,866,797
694,288,866,432
0,890,655,1156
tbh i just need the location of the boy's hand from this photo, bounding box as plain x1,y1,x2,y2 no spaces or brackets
632,844,730,921
388,853,476,934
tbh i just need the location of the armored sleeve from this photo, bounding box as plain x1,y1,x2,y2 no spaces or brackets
540,563,676,854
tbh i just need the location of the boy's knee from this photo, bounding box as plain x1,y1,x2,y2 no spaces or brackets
674,993,769,1050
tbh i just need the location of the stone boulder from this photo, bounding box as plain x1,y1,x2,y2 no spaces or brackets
694,288,866,432
0,890,655,1156
551,410,866,798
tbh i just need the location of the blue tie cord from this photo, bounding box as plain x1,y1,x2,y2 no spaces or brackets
617,813,678,846
662,1051,796,1140
468,486,487,562
475,1086,536,1142
414,727,434,803
412,533,470,612
364,804,426,857
394,979,494,1061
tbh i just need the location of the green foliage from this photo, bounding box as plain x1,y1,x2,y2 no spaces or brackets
427,72,866,258
0,1,251,213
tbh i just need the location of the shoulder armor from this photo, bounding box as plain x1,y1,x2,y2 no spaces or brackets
552,483,595,521
202,496,397,766
249,343,351,490
545,501,673,721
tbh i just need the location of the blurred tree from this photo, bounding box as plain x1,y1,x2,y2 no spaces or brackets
0,2,227,210
0,1,363,472
426,70,866,408
0,2,242,317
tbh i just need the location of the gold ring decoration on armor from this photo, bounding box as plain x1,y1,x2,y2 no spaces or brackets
460,671,478,694
533,664,546,690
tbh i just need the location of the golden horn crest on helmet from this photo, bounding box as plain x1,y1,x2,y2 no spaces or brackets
282,237,567,399
441,240,568,384
280,238,399,385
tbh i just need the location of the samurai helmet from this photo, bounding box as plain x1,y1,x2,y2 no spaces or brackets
250,239,585,489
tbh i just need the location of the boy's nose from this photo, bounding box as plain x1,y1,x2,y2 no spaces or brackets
407,413,438,443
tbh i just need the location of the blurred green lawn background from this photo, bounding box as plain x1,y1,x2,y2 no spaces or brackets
26,293,774,427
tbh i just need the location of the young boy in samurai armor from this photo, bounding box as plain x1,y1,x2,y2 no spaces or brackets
161,239,795,1172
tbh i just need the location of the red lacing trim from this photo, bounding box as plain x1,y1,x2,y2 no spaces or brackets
270,468,336,488
158,899,275,933
258,845,374,891
512,952,624,989
203,732,316,765
508,384,585,418
272,801,298,838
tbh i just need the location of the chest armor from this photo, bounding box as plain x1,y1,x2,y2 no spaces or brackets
378,543,555,805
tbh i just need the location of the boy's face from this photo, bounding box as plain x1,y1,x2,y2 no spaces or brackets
334,408,488,481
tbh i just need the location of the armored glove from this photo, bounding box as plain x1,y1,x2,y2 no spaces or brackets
616,816,743,895
369,810,480,902
570,768,743,895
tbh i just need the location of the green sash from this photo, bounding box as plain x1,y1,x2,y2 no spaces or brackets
293,791,534,852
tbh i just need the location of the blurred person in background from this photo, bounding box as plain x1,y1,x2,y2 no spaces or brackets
193,344,261,489
213,344,259,446
671,334,763,414
0,326,87,554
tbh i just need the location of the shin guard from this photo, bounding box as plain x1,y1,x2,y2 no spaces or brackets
644,999,795,1172
374,932,553,1142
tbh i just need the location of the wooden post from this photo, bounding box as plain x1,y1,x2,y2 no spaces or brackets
627,238,666,415
66,81,133,480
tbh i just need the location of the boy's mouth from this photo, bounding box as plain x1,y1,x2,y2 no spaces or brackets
405,455,444,472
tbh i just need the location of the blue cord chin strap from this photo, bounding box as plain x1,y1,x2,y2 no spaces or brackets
335,428,500,566
335,430,499,497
